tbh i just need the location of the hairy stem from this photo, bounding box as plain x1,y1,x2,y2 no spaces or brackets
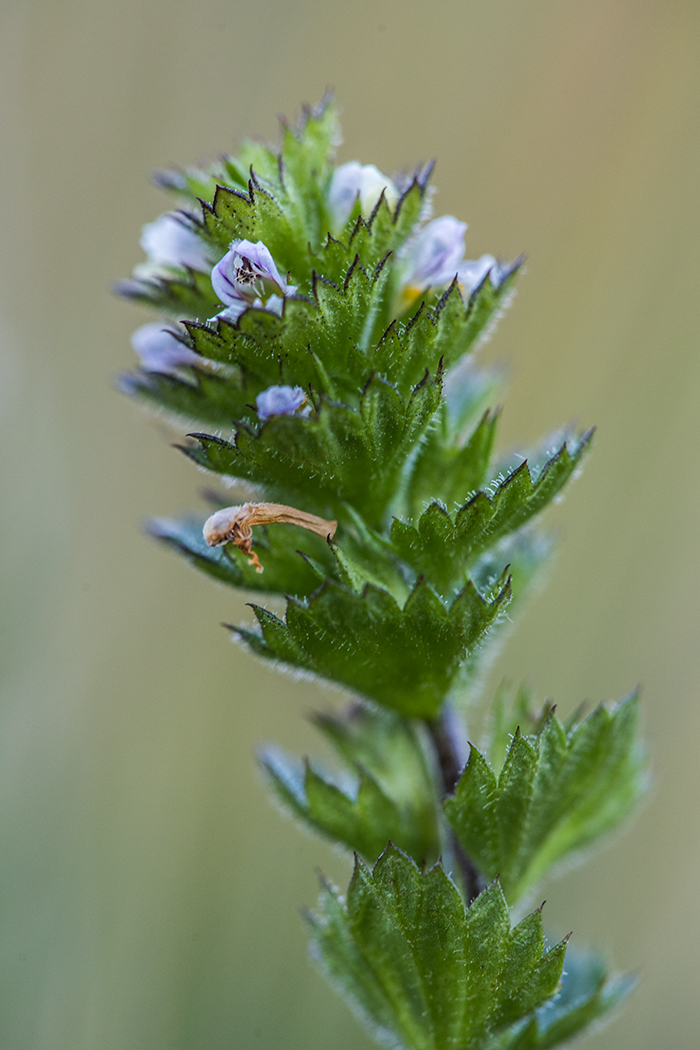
428,709,483,905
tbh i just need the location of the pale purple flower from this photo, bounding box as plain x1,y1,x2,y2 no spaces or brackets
399,214,512,307
131,323,200,373
255,385,310,421
457,255,511,294
401,216,468,290
140,213,211,272
489,260,512,288
328,162,399,229
211,240,295,322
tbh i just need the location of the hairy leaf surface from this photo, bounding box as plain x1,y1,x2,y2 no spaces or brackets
236,575,511,718
391,433,592,594
492,948,635,1050
262,705,438,864
183,370,442,526
444,694,646,901
308,846,567,1050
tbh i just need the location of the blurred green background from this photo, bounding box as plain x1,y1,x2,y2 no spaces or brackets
1,0,698,1047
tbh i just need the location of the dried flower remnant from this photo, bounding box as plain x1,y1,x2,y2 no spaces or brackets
328,161,399,230
131,323,201,373
140,213,212,272
256,385,310,420
203,502,337,573
211,239,296,322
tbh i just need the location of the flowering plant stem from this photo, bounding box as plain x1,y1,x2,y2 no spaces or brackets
428,711,483,903
120,94,646,1050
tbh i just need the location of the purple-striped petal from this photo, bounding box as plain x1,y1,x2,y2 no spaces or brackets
212,239,287,307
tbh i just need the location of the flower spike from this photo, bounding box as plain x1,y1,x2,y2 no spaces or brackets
120,95,642,1050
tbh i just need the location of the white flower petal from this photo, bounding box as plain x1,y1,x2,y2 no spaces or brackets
131,323,199,373
402,216,468,289
140,214,211,271
457,255,498,296
328,161,398,229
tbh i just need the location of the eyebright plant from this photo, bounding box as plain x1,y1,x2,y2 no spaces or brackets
119,94,646,1050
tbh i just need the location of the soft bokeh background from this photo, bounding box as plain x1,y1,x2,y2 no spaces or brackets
0,0,698,1047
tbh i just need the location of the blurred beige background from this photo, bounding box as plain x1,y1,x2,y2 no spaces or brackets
0,0,698,1047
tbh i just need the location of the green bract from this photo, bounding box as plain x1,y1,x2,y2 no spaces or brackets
237,573,511,719
121,95,644,1050
262,706,439,864
308,846,568,1050
444,691,647,902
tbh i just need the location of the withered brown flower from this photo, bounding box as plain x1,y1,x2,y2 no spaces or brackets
203,502,337,573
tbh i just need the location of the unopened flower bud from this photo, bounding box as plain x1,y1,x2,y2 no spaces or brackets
131,323,200,373
140,213,211,272
402,216,468,291
256,385,310,421
328,162,399,230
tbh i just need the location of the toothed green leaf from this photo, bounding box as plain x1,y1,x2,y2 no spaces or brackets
308,846,566,1050
117,266,220,319
348,174,430,275
183,298,321,390
375,268,518,395
120,366,253,428
306,762,404,860
280,94,339,181
152,163,229,205
391,434,592,594
306,876,399,1044
493,949,636,1050
311,256,393,380
313,705,436,824
261,748,396,861
444,693,647,901
262,703,439,863
406,407,500,518
182,370,442,528
485,684,541,771
278,95,340,246
261,743,437,865
200,177,309,278
237,575,510,719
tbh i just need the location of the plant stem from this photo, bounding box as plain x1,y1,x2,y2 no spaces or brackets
428,709,483,905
